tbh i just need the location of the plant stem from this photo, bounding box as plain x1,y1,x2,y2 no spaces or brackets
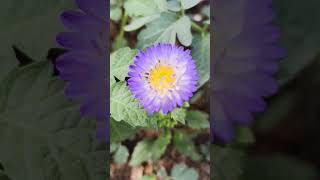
191,21,204,34
119,11,128,38
202,23,209,32
115,10,128,49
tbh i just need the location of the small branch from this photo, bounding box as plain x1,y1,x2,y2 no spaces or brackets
191,21,204,34
115,11,128,49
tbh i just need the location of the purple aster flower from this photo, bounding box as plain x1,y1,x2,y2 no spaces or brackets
128,44,198,114
55,0,108,141
212,0,285,142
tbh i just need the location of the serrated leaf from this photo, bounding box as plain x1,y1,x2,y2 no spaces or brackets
180,0,201,10
124,14,160,32
192,33,210,88
138,13,192,48
171,163,199,180
129,131,171,166
129,139,153,166
186,110,209,129
110,118,138,142
0,61,107,180
110,82,149,127
124,0,160,17
113,145,129,165
211,145,244,180
110,47,138,84
167,0,181,12
173,130,201,161
170,108,186,124
0,0,75,60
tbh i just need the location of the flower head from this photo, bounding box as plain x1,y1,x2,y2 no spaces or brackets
56,0,108,141
128,44,198,114
212,0,285,142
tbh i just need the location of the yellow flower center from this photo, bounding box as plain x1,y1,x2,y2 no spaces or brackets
149,65,175,91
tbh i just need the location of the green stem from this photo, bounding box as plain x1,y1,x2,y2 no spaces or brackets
119,11,128,38
202,23,209,32
115,11,128,49
191,21,203,34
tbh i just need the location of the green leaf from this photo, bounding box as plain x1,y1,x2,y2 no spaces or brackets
110,47,138,85
171,163,199,180
154,0,168,12
110,118,138,142
192,33,210,88
110,82,149,127
170,108,186,124
138,13,192,48
211,145,244,180
202,5,210,18
242,155,317,180
0,61,107,180
111,6,122,22
124,14,160,32
176,16,193,46
0,0,74,60
156,167,168,179
129,139,153,166
173,130,201,161
0,57,17,83
124,0,160,17
129,131,171,166
113,145,129,165
180,0,201,10
275,0,320,85
190,90,204,104
185,110,209,129
110,143,120,153
167,0,181,12
200,142,210,161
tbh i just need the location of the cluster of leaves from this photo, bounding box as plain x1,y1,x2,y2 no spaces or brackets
212,0,320,179
0,0,108,180
110,0,210,178
0,61,107,180
0,42,108,180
